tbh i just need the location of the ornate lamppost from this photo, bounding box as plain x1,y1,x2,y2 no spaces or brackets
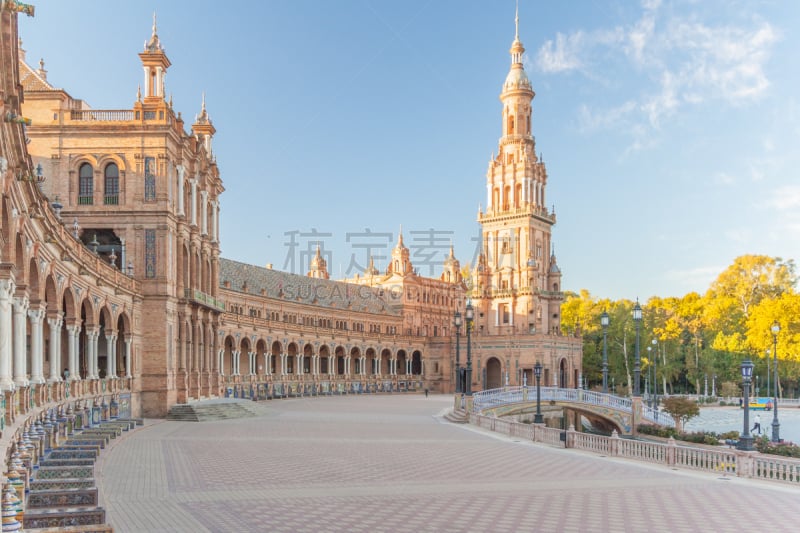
738,359,755,451
453,311,462,393
465,300,474,396
647,346,653,407
601,311,609,393
771,321,781,443
651,337,658,411
633,300,642,396
534,361,543,424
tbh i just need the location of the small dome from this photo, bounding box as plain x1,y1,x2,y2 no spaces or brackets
504,67,531,91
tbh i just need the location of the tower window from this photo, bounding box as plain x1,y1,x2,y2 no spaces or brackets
507,115,515,135
78,163,93,205
104,163,119,205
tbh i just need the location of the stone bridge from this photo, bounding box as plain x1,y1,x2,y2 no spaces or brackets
470,386,676,436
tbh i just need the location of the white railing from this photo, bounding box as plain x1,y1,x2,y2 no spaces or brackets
470,413,800,485
472,387,674,428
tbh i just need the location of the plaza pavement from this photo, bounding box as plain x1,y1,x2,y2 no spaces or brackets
95,394,799,533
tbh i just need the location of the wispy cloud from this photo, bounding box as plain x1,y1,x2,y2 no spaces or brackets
664,264,722,292
535,0,779,147
766,185,800,210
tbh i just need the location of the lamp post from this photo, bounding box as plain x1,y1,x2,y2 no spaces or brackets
652,338,658,411
601,311,609,393
633,301,642,396
738,359,755,451
534,361,543,423
766,348,770,399
647,346,652,407
771,321,781,443
453,311,462,393
465,300,474,396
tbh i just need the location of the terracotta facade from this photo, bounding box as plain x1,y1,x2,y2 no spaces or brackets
5,9,582,423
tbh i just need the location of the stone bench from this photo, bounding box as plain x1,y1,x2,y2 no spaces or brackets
29,478,95,492
23,506,106,529
38,458,96,467
117,417,144,427
77,428,119,439
33,465,94,480
103,419,136,431
22,526,113,533
46,449,99,461
58,444,102,454
65,437,107,448
26,487,99,509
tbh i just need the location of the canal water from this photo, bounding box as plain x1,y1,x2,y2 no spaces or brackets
685,404,800,443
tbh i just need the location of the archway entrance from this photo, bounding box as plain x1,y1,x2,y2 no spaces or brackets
486,357,502,389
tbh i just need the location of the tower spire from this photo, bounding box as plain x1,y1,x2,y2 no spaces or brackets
515,0,519,41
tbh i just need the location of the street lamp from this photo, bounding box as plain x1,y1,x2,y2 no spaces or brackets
453,311,462,393
465,300,474,396
534,361,543,424
766,348,770,399
651,338,658,411
647,345,652,407
600,311,609,393
633,300,642,396
738,359,755,451
771,321,781,443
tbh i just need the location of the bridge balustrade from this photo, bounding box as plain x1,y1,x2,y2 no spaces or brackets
471,412,800,485
472,386,675,429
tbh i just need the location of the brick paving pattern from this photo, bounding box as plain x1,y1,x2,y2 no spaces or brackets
95,395,799,532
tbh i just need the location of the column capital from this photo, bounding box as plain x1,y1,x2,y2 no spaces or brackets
12,295,29,312
27,307,46,321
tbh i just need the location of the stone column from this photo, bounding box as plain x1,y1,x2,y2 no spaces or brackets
212,201,219,242
47,314,63,382
84,328,95,379
0,279,15,390
12,296,29,387
28,306,46,384
200,190,208,235
106,333,116,378
124,336,132,378
176,165,185,216
190,179,198,226
65,324,79,380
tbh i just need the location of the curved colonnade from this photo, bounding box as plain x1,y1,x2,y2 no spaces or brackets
0,5,137,468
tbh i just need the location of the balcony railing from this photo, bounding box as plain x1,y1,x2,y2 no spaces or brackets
103,195,119,205
184,288,225,311
69,110,135,121
78,196,93,205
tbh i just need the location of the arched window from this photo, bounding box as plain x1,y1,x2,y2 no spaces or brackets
507,115,515,135
104,163,119,205
78,163,93,205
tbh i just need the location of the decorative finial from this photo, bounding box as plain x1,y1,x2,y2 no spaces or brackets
152,12,157,37
137,85,142,102
515,0,520,41
201,91,206,113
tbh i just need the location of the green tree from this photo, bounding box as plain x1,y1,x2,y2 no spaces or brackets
661,396,700,429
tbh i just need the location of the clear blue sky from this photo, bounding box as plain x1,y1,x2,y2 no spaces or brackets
19,1,800,301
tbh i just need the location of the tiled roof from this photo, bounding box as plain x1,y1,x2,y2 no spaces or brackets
219,258,399,316
19,60,58,92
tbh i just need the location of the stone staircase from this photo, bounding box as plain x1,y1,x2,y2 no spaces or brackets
166,399,264,421
444,408,470,424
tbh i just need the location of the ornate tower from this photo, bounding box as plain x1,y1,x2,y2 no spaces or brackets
474,9,563,336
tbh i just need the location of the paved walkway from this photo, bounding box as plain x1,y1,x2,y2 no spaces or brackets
96,394,799,532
